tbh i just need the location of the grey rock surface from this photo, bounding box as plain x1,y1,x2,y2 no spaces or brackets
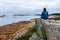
29,33,40,40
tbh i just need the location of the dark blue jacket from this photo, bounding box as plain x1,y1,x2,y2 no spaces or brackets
41,11,48,19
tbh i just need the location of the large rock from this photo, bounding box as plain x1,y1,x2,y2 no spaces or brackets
29,33,40,40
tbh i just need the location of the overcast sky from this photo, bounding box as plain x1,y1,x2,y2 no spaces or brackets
0,0,60,14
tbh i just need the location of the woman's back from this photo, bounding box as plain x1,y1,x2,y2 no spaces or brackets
41,8,48,19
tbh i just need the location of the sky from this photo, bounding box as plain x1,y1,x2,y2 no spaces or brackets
0,0,60,15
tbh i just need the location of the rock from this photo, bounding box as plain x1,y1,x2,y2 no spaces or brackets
0,15,6,18
29,33,40,40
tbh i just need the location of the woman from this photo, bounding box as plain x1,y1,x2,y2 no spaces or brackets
41,8,48,19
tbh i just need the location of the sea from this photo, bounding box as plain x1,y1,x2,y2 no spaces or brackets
0,15,40,26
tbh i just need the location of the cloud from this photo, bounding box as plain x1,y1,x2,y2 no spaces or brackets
0,0,59,13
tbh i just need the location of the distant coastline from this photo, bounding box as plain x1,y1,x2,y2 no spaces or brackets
0,15,6,18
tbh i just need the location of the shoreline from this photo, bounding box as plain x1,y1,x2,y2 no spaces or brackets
0,19,35,40
0,19,34,27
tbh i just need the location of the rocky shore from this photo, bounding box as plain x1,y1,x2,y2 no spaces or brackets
0,20,35,40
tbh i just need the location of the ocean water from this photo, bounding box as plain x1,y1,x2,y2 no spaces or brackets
0,16,40,26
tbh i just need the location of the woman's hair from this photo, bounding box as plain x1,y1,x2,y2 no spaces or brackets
43,8,46,11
